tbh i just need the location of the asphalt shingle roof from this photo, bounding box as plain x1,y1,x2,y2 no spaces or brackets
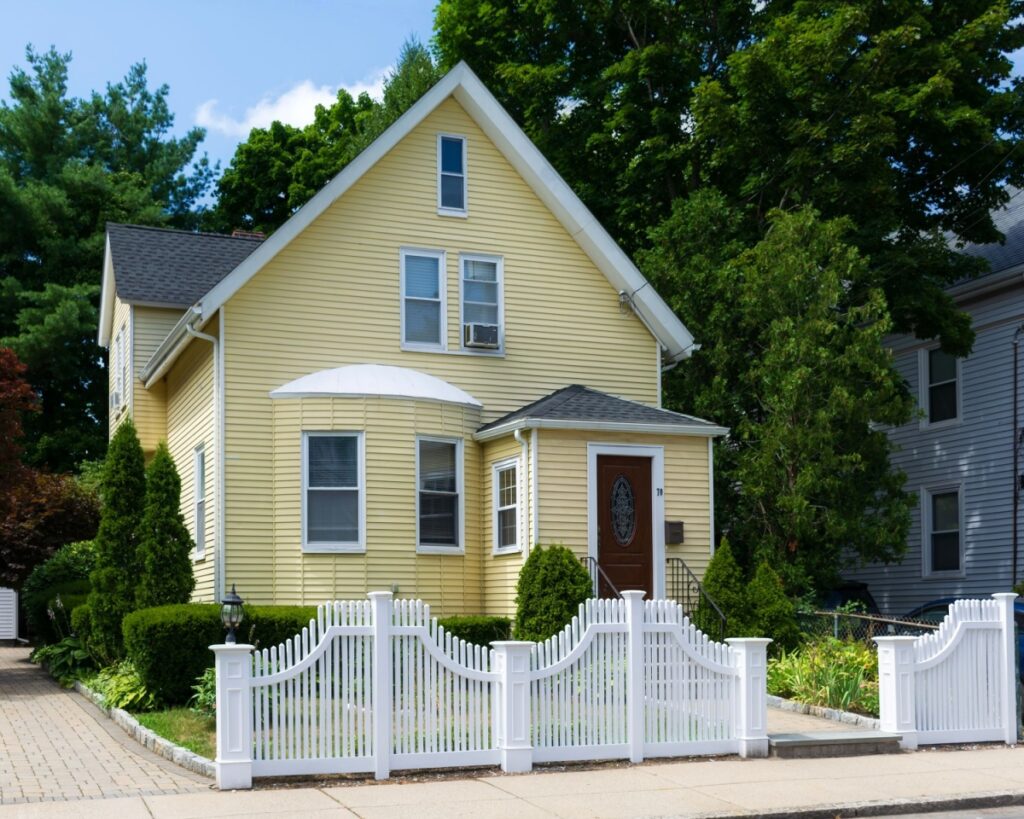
956,187,1024,274
477,384,720,433
107,223,264,307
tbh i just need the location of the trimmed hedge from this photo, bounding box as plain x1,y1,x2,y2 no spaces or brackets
122,604,318,704
437,615,511,646
21,540,96,644
514,544,592,642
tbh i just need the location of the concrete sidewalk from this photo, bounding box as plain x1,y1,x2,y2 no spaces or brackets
1,744,1022,819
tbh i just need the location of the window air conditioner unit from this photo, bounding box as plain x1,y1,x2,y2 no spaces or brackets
464,323,499,349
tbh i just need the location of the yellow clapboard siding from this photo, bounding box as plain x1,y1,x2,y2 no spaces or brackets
108,296,131,437
166,322,218,602
482,436,527,617
536,430,712,582
220,95,665,611
131,306,180,452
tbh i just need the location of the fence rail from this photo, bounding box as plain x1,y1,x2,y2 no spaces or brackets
212,591,770,789
875,594,1018,749
800,610,938,643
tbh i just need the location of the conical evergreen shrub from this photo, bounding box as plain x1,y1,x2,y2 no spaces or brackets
513,544,592,642
744,561,801,654
136,443,195,609
694,537,747,637
88,419,145,660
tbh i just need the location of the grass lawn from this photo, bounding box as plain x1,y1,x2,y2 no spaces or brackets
135,708,216,759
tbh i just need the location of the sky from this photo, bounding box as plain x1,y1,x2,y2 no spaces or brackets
0,0,437,172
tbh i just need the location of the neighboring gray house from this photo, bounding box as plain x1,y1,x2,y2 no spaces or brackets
846,193,1024,614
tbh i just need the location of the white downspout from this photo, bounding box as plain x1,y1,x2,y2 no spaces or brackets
185,310,224,603
513,429,529,554
530,428,539,549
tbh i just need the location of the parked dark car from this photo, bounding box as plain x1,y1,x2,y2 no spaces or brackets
820,580,880,614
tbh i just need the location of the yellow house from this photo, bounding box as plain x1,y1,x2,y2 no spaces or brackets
96,63,726,617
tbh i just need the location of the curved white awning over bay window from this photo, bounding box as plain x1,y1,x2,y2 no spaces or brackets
269,364,482,408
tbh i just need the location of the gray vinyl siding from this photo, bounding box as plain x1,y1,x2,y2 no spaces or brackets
844,285,1024,615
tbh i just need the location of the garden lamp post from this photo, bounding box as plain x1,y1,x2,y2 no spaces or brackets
221,584,244,643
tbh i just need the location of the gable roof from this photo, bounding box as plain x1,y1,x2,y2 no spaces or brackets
98,224,264,346
194,61,695,363
957,187,1024,274
474,385,727,440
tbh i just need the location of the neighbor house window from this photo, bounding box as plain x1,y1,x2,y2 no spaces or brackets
111,328,126,409
925,348,958,424
303,432,364,551
493,459,519,554
460,255,502,351
417,438,461,551
121,326,130,408
402,249,446,349
924,487,963,576
437,135,466,214
194,446,206,557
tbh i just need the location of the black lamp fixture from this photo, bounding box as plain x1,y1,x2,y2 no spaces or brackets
221,584,244,644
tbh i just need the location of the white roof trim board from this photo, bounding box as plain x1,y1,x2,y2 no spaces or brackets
473,417,728,441
270,364,483,407
196,61,694,364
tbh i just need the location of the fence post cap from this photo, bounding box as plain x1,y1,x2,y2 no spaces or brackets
993,592,1018,601
490,640,535,648
620,590,646,600
725,637,772,647
872,635,918,644
209,643,255,652
367,590,394,600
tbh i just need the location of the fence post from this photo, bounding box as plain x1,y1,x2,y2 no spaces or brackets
726,638,771,758
369,591,393,780
874,635,918,750
994,593,1019,746
211,642,254,789
492,641,534,773
623,590,646,763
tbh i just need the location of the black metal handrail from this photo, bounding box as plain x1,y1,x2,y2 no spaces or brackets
665,557,727,641
580,556,623,599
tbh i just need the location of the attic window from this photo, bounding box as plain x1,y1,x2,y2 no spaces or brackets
438,135,466,215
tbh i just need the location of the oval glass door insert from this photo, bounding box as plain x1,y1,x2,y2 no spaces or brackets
611,475,636,545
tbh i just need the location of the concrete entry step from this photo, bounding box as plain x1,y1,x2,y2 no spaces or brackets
769,731,902,759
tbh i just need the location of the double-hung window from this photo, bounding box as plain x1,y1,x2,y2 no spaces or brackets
417,437,462,552
437,134,466,215
111,328,126,410
303,432,364,551
460,255,502,351
193,446,206,557
402,249,446,349
923,348,959,425
493,458,519,554
923,487,963,576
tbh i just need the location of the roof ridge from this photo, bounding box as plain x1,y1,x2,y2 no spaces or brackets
106,222,265,242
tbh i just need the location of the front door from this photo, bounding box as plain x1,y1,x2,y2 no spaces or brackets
596,455,653,597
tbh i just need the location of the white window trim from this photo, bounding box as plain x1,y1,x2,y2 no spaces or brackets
193,445,206,561
415,435,465,554
301,431,366,553
921,484,966,579
918,347,962,430
492,456,521,555
459,252,504,355
437,133,468,217
586,443,666,598
400,247,448,352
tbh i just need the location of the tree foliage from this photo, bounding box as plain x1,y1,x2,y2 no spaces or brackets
0,46,212,470
135,443,195,609
88,419,145,659
0,346,37,493
514,544,593,641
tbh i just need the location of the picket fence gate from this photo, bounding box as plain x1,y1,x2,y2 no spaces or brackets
875,593,1018,749
211,590,770,789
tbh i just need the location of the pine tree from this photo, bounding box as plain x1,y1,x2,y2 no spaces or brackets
136,443,195,609
744,562,800,655
87,418,145,659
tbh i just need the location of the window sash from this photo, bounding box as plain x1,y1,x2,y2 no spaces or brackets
438,136,466,212
494,462,518,551
194,448,206,555
402,251,445,347
926,349,958,423
304,433,362,548
460,255,502,347
418,439,460,549
121,329,129,407
926,489,961,574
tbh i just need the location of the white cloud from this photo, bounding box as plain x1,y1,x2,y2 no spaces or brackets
196,68,390,138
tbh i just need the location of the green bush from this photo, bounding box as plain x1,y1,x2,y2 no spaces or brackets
71,604,94,657
768,637,879,716
437,615,511,646
136,443,195,608
92,661,158,712
30,635,95,684
514,544,592,642
745,561,801,654
694,537,747,636
190,667,217,716
123,603,319,704
21,540,96,644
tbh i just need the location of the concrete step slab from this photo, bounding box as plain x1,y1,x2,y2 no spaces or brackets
769,730,903,759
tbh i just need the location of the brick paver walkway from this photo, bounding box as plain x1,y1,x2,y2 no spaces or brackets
0,646,209,804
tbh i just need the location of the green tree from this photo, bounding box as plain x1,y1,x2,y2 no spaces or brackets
744,562,800,654
88,419,145,659
513,544,592,641
135,443,195,609
0,46,212,470
644,201,915,593
694,537,747,636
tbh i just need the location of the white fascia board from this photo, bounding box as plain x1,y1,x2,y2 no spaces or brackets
198,66,469,321
97,236,116,347
474,417,729,442
141,305,204,387
193,61,694,361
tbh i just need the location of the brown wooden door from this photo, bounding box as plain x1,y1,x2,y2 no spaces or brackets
596,455,652,597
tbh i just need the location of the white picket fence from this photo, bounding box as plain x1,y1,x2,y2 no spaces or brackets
875,593,1018,749
211,590,770,789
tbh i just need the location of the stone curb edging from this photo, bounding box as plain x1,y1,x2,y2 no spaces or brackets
767,694,882,730
706,790,1024,819
73,680,215,779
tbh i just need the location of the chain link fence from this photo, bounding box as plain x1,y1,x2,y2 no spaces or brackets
798,610,938,643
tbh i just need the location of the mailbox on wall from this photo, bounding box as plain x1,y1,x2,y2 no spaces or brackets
664,521,684,545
